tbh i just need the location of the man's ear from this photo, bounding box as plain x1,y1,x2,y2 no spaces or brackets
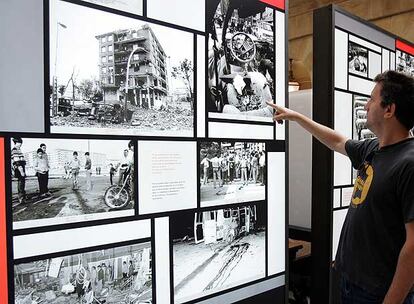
384,103,396,119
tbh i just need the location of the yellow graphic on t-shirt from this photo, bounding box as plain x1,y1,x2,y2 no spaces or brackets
351,163,373,206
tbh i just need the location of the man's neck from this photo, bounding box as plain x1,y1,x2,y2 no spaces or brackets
377,125,411,148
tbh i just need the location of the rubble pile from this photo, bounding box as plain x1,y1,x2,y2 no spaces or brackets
51,104,193,131
130,105,193,130
15,288,77,304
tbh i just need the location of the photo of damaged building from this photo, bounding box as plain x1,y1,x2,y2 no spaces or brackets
96,25,168,108
14,242,152,304
50,0,194,136
172,204,266,304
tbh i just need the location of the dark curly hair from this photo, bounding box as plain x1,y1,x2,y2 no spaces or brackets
374,70,414,130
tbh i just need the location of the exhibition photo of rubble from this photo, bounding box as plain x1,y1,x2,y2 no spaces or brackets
14,243,152,304
49,0,194,136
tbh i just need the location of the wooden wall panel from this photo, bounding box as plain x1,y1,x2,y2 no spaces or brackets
288,0,414,89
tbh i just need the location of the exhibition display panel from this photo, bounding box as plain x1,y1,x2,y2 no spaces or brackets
0,0,288,303
312,5,414,303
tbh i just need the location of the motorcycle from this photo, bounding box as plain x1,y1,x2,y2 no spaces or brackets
104,168,133,209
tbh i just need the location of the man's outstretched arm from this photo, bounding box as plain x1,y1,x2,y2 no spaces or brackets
267,102,349,156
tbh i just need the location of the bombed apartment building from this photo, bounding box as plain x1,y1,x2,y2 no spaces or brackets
96,25,169,107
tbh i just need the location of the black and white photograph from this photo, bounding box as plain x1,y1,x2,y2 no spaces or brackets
207,0,275,123
14,242,152,304
397,50,414,77
353,95,374,141
352,95,374,180
200,141,266,207
172,204,266,303
49,0,194,137
348,41,368,77
81,0,143,16
11,137,135,229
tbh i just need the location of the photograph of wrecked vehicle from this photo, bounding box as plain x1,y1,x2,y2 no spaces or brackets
172,204,265,303
207,0,276,123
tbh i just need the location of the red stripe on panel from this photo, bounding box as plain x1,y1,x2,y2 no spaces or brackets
0,138,7,304
396,40,414,56
259,0,285,10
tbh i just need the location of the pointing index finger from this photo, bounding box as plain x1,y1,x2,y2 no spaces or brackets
266,101,284,124
266,101,279,110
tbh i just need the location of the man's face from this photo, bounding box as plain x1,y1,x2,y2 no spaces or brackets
41,145,46,152
15,142,22,148
365,83,386,133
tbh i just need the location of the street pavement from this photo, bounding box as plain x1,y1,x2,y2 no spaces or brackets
174,231,265,303
12,174,134,222
200,178,265,206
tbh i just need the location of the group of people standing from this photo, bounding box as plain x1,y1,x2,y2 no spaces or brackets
74,259,136,301
11,138,136,206
11,138,95,204
201,149,266,189
122,260,136,280
67,151,93,191
11,138,52,204
75,262,115,303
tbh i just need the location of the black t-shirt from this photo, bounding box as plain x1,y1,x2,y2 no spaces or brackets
335,138,414,296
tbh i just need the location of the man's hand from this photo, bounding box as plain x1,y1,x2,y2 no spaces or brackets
266,101,301,123
266,101,349,155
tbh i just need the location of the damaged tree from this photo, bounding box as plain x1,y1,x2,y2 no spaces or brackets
172,59,194,110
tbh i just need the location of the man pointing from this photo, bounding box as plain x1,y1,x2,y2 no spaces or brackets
268,70,414,303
